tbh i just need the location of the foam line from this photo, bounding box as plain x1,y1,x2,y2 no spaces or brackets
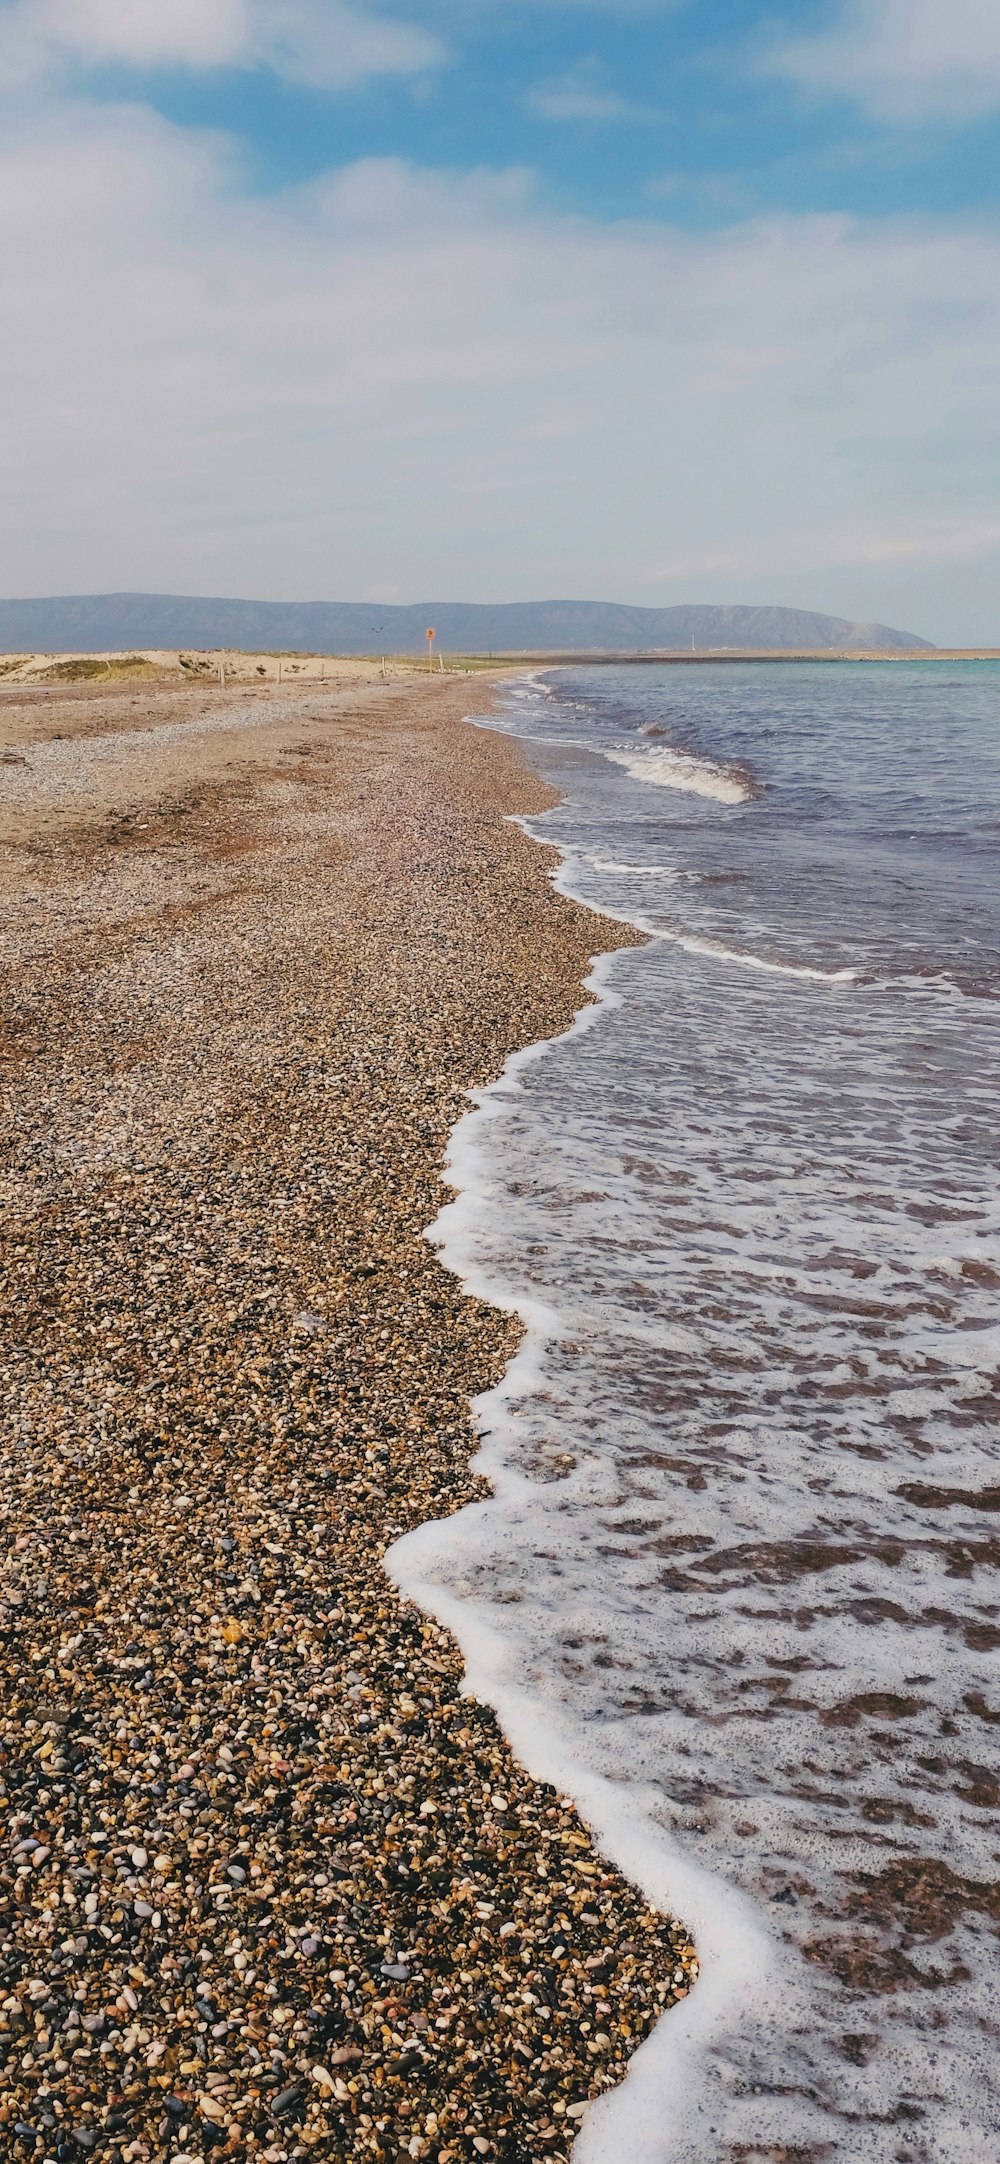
412,668,1000,2159
386,890,778,2159
388,1506,775,2164
653,926,857,982
384,689,859,2156
537,833,859,984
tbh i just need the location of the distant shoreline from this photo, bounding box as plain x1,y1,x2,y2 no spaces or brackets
1,644,998,693
424,648,1000,665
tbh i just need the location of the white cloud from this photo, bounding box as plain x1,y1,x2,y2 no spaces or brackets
254,1,443,89
769,0,1000,122
0,96,999,639
527,62,641,122
0,0,444,89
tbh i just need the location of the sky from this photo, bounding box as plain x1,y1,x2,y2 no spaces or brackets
1,2,999,641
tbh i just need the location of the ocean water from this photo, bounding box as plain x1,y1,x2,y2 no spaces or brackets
388,663,1000,2164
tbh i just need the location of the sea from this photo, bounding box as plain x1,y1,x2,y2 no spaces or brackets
388,662,1000,2164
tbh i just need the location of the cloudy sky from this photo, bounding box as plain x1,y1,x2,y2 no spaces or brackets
1,1,998,639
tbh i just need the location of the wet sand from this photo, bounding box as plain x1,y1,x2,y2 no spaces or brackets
0,669,695,2164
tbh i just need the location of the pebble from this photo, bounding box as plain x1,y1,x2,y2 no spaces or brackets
0,674,697,2162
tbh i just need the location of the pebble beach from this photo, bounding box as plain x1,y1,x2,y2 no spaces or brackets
0,667,696,2164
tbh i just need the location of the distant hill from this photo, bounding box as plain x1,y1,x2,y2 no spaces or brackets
0,593,933,656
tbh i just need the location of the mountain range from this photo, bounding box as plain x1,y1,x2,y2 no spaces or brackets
0,594,933,655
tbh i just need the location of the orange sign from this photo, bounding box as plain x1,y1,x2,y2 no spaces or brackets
426,627,435,641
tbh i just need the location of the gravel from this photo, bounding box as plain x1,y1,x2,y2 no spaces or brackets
0,672,696,2163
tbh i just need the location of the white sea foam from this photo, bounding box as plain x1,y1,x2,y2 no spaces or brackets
654,926,858,981
387,1533,777,2164
390,925,1000,2159
387,951,779,2163
601,743,752,803
481,685,752,805
546,842,858,983
389,672,1000,2161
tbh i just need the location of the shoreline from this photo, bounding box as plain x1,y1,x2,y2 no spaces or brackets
0,668,696,2164
391,944,775,2164
395,703,778,2164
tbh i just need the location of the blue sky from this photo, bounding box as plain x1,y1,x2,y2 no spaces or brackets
134,0,1000,226
1,1,999,639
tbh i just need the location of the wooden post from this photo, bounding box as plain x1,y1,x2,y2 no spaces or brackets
426,627,436,671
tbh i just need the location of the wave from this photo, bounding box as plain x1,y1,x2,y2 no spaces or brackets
589,858,683,881
601,743,753,804
482,675,754,806
549,847,857,983
393,682,1000,2157
656,926,858,982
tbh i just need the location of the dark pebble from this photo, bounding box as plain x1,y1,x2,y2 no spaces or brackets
0,671,698,2164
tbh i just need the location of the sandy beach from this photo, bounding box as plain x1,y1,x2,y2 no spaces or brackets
0,665,695,2164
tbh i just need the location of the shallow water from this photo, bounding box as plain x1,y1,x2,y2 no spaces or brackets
391,664,1000,2163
